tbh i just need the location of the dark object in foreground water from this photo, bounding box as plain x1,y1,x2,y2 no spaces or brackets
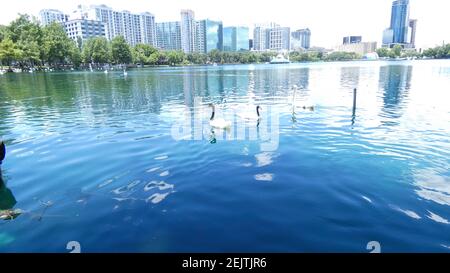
0,140,5,164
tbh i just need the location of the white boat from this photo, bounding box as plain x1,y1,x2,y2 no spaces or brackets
270,53,290,64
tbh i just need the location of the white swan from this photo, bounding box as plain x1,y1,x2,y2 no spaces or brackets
209,104,231,129
237,105,261,121
104,70,108,74
292,85,314,111
123,70,128,76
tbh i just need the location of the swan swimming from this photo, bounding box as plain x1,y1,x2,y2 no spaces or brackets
208,104,231,129
292,85,314,111
237,105,261,121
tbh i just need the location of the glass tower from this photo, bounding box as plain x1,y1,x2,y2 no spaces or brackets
390,0,410,44
156,22,181,50
224,26,249,51
196,19,223,53
223,27,235,51
236,27,249,51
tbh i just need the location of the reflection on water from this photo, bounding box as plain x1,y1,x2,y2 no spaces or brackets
414,169,450,207
378,65,412,126
0,60,449,252
0,170,16,211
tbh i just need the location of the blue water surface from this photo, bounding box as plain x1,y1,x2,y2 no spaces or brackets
0,60,449,252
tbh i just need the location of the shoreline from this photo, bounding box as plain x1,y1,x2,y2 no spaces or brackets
2,58,449,73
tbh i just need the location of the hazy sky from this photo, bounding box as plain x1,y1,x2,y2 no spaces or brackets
0,0,448,49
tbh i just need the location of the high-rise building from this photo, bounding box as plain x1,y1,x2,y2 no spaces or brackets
139,12,157,46
253,23,290,51
236,27,249,51
253,25,269,51
223,27,235,51
291,28,311,50
382,28,394,45
156,22,182,50
195,19,223,53
223,26,249,51
180,10,196,53
342,36,362,44
383,0,416,48
65,19,106,42
78,5,156,46
39,9,69,26
408,19,417,48
390,0,410,44
268,26,290,51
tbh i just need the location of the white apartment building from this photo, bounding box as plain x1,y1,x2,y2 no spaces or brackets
65,19,106,42
180,9,196,53
73,5,157,46
253,23,290,51
39,9,69,26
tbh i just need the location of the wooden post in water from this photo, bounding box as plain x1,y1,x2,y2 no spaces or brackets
352,88,357,115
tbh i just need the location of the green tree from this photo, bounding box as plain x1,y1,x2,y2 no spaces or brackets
111,36,132,64
147,51,160,65
7,14,43,67
376,47,389,58
82,37,110,64
69,41,82,68
324,51,360,61
91,37,110,64
20,40,40,67
166,50,185,65
0,25,10,42
208,49,222,63
0,38,22,68
187,52,207,64
42,22,74,66
422,47,436,58
132,44,158,66
392,45,402,57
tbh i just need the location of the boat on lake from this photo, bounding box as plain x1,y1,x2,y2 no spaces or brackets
270,53,290,64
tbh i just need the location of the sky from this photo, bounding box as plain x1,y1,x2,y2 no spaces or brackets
0,0,448,49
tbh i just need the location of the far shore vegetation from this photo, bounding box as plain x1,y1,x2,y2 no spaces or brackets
1,14,449,72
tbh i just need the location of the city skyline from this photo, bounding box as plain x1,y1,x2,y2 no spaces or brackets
0,0,449,49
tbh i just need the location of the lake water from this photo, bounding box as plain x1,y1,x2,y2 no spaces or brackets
0,60,449,252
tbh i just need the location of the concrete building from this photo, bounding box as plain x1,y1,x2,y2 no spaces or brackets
156,22,182,50
268,27,290,51
253,25,269,51
336,41,377,56
39,9,69,26
139,12,157,46
291,28,311,50
408,19,417,48
253,23,290,51
180,9,196,53
75,5,157,46
343,36,362,44
65,19,106,42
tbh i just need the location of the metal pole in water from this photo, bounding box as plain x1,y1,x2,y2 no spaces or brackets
352,88,357,115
